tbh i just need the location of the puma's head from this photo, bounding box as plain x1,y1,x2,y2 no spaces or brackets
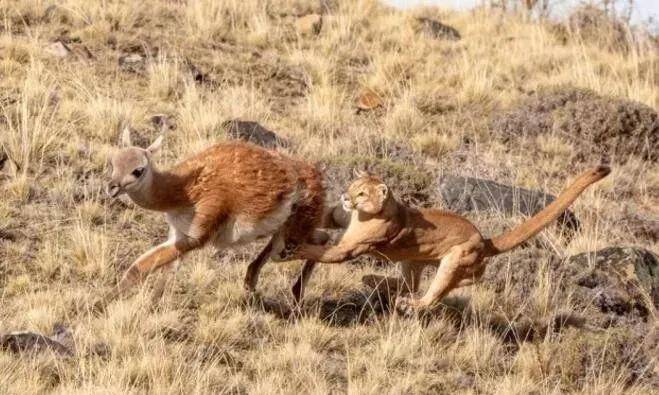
107,127,163,198
341,170,390,215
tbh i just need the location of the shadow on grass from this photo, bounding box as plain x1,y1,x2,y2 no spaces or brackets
246,287,587,345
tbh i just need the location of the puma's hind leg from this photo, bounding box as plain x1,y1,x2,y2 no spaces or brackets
362,261,424,295
396,235,484,315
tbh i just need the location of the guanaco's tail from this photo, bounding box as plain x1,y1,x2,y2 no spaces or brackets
483,165,611,257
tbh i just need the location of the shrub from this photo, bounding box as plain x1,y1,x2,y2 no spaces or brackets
491,87,658,162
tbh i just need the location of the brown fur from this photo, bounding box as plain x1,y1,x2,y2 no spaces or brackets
288,166,611,314
107,131,325,297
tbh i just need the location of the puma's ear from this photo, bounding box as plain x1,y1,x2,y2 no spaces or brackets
353,168,368,179
120,125,133,147
146,135,164,154
377,183,388,200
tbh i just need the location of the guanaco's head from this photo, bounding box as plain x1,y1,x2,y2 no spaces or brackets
107,127,163,198
341,170,390,215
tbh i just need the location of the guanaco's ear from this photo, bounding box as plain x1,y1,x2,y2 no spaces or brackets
377,183,388,200
146,135,163,154
120,125,133,147
353,168,368,179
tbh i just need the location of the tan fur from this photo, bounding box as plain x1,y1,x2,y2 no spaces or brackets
107,130,325,296
289,166,611,314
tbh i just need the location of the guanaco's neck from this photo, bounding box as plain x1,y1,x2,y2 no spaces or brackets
127,167,193,212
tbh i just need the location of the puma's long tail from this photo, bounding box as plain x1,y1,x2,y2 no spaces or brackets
483,165,611,257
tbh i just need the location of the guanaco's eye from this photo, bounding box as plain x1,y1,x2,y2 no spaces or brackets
132,167,145,178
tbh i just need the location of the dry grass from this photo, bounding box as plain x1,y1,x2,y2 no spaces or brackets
0,0,657,393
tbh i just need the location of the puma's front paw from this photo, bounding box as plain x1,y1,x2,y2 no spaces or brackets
395,296,422,318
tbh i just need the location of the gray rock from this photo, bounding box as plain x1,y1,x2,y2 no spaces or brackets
45,40,71,58
0,331,73,356
0,229,16,241
118,53,144,72
222,120,289,149
0,149,7,170
437,175,580,230
185,61,213,85
418,17,461,40
150,114,176,132
45,40,93,60
564,247,658,324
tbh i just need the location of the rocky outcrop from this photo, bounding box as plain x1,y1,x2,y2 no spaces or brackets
437,175,580,230
564,247,658,325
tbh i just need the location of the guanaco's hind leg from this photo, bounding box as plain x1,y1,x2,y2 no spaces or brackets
291,260,317,302
396,235,484,315
246,231,326,300
243,236,276,293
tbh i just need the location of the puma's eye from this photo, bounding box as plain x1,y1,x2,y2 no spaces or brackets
356,191,365,197
132,167,145,178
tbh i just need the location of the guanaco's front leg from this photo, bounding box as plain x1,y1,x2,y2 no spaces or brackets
117,224,205,294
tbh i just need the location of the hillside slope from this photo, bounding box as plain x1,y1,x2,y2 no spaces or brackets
0,0,657,393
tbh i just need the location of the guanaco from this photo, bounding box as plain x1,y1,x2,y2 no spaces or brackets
286,165,611,314
106,128,326,296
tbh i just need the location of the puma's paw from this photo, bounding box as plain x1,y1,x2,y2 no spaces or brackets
395,296,422,318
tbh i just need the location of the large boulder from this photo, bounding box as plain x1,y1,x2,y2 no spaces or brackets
437,175,580,230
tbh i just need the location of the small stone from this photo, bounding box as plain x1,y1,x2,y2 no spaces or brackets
184,60,213,85
222,120,289,149
118,53,144,72
45,40,93,60
46,40,71,58
151,114,176,132
0,229,16,241
418,17,461,40
0,149,7,170
356,88,383,112
296,14,322,35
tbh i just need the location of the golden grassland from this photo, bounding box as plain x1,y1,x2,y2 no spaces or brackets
0,0,657,393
